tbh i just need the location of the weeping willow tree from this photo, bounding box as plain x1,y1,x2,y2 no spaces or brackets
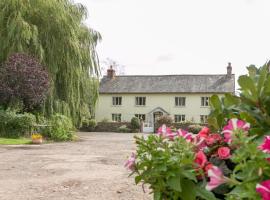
0,0,101,126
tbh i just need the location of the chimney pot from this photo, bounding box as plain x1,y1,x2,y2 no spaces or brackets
107,65,116,79
227,62,232,76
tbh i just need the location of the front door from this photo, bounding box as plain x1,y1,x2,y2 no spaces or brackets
153,111,163,131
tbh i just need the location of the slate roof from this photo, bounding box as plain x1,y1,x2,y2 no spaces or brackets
99,74,235,94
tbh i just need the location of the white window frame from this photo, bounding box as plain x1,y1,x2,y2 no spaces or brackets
135,114,146,121
112,96,122,106
201,97,210,107
174,115,185,123
112,113,121,122
135,97,146,106
175,97,186,107
200,115,208,123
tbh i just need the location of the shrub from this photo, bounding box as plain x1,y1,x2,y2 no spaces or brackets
128,132,215,200
0,110,36,138
188,124,203,134
42,114,74,141
81,118,90,129
131,117,140,130
155,115,173,130
118,125,131,133
0,53,49,111
81,118,97,131
88,119,97,130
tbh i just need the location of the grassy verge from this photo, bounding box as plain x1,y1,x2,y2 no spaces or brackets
0,137,32,145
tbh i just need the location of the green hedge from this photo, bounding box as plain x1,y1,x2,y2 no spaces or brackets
0,110,36,138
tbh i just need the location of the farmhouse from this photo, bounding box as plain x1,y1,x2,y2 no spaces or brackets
95,63,235,132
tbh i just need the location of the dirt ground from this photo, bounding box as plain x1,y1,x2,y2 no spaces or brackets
0,132,151,200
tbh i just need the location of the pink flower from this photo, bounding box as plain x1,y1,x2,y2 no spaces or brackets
195,151,207,168
198,127,210,138
204,162,214,174
157,124,172,136
217,147,231,159
124,153,136,171
157,125,177,140
256,180,270,200
206,134,222,146
259,136,270,153
222,118,250,144
177,129,193,142
206,166,228,191
193,135,207,151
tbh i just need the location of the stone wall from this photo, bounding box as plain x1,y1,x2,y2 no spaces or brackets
94,122,131,132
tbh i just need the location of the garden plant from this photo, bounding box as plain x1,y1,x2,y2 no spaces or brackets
126,63,270,200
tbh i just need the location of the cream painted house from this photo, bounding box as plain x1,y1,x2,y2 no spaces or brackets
95,64,235,132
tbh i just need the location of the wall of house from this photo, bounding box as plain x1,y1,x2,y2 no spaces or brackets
95,93,224,123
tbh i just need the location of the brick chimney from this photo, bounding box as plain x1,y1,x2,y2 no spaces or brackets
107,65,116,79
227,62,232,77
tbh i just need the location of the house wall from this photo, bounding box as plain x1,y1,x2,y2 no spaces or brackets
95,93,224,123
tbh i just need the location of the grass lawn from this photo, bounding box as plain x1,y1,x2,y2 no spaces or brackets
0,138,32,145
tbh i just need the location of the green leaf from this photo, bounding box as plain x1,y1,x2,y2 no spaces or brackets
181,170,197,182
154,191,161,200
167,174,182,192
135,175,142,184
247,65,257,78
224,93,240,107
210,95,222,111
238,75,258,101
257,65,268,96
195,185,217,200
264,76,270,94
179,179,196,200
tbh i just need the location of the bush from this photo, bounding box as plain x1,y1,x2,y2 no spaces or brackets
81,118,97,131
0,53,49,111
0,110,36,138
117,125,131,133
131,117,140,130
188,124,203,134
42,114,74,141
88,119,97,130
155,115,173,130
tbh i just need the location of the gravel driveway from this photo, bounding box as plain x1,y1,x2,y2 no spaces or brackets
0,132,151,200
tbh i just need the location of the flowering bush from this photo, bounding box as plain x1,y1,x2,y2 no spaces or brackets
31,133,43,140
126,118,270,200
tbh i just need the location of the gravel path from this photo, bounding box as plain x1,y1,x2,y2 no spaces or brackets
0,132,151,200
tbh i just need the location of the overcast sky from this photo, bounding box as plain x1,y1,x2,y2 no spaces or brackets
76,0,269,82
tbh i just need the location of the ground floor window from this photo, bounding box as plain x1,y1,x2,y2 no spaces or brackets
112,113,121,122
135,114,146,121
174,115,185,123
200,115,208,123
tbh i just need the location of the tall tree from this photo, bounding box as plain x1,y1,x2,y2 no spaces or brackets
0,0,101,126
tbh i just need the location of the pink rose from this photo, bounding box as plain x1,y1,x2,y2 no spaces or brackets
194,151,207,168
259,136,270,154
222,118,250,144
206,166,228,191
124,152,136,171
217,147,231,160
198,127,210,138
256,180,270,200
